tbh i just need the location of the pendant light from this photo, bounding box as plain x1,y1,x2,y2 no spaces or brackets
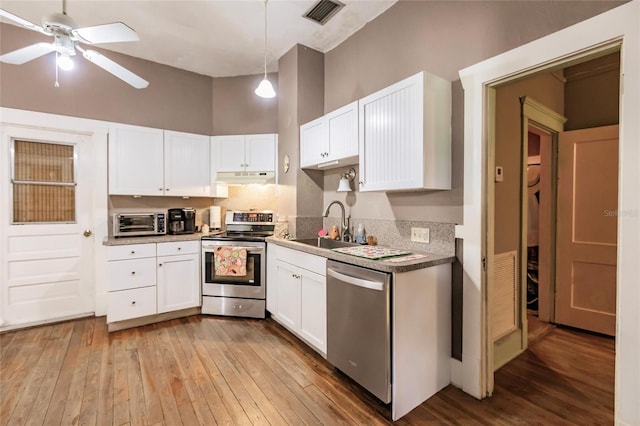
255,0,276,98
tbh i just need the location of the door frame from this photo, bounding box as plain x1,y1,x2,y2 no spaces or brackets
458,2,639,423
520,98,567,324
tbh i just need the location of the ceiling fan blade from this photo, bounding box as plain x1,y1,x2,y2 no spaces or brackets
73,22,139,44
81,49,148,89
0,42,55,64
0,8,47,34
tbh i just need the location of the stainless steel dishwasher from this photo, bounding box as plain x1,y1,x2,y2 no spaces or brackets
326,260,391,403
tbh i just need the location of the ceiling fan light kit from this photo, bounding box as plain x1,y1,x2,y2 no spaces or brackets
255,0,275,99
0,3,148,89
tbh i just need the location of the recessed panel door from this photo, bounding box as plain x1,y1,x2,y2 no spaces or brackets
555,125,618,335
2,126,94,326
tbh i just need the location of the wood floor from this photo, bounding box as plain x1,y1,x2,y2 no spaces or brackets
1,314,614,425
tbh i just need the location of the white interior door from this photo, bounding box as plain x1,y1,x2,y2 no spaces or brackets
1,125,94,328
555,125,618,336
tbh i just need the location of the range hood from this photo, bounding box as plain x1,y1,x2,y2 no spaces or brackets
215,171,275,184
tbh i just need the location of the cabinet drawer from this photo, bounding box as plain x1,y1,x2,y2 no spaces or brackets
157,240,199,256
107,243,156,260
277,246,327,276
107,286,157,323
107,258,157,291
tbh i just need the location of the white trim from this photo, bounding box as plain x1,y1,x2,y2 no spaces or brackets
458,2,639,424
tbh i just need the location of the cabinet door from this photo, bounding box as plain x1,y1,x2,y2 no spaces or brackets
299,269,327,354
275,260,300,330
164,131,211,197
245,134,276,172
213,135,246,172
108,125,164,195
326,101,358,163
358,73,424,192
157,253,200,313
300,117,328,168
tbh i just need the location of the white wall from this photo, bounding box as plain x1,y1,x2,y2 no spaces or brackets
459,2,639,424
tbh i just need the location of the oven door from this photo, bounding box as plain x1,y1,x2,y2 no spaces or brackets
202,241,265,299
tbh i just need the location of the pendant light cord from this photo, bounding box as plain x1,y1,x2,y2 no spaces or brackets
263,0,268,78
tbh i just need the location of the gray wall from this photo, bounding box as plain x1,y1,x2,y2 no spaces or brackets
0,23,212,135
320,0,626,225
0,22,278,137
277,44,324,229
212,73,278,135
493,72,565,255
564,52,620,131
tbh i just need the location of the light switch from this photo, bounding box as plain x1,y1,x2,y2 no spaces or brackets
495,166,504,182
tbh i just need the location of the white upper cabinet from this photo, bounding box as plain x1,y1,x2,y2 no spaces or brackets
213,135,246,173
300,101,358,170
213,133,276,173
245,134,277,172
109,125,211,197
108,125,164,196
164,130,210,197
358,71,451,192
300,116,327,168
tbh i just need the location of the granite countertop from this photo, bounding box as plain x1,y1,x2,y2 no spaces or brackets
103,231,223,246
266,237,455,273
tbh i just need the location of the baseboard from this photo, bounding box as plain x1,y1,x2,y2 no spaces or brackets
107,307,201,332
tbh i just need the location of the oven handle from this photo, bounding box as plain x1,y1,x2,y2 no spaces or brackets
202,245,264,254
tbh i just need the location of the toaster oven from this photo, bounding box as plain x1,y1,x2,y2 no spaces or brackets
113,213,166,237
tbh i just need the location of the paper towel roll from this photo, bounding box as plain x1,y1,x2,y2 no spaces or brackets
209,206,222,229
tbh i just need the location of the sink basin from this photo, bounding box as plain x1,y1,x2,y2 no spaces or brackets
291,238,360,249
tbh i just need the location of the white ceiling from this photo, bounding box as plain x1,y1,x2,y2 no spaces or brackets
0,0,396,78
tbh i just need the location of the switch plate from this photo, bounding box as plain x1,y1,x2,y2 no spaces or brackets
411,227,430,243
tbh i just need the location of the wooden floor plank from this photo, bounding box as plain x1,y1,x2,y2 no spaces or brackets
0,314,614,425
111,332,132,426
169,319,235,425
0,326,51,422
20,322,75,425
78,317,108,426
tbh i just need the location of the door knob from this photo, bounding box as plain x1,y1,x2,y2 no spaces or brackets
83,229,92,237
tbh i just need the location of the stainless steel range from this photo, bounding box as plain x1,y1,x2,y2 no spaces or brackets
201,210,275,319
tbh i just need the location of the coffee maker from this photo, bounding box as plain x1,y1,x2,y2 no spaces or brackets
167,208,196,234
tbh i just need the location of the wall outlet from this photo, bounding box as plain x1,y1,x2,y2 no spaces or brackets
411,227,430,243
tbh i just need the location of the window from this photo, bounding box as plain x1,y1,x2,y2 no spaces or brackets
11,139,77,223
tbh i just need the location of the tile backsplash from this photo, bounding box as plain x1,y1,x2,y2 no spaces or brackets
295,216,455,255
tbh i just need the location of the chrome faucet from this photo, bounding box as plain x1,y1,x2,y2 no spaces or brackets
323,200,351,242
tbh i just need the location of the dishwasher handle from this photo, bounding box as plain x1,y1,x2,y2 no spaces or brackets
327,267,385,291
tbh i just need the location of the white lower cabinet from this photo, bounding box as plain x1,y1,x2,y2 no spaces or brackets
268,244,327,355
107,240,200,323
157,241,200,313
106,243,157,322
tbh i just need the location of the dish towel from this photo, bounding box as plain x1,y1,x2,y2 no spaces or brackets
214,247,247,277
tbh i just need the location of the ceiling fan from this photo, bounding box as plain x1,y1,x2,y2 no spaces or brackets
0,1,148,89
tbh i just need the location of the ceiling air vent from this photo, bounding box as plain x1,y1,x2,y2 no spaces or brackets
303,0,345,25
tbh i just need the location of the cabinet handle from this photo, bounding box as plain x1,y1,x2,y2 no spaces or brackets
131,271,136,275
159,188,163,191
165,188,170,191
130,250,135,254
177,247,181,251
131,301,136,305
159,263,163,267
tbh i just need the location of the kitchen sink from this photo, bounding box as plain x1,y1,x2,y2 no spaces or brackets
291,238,360,249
